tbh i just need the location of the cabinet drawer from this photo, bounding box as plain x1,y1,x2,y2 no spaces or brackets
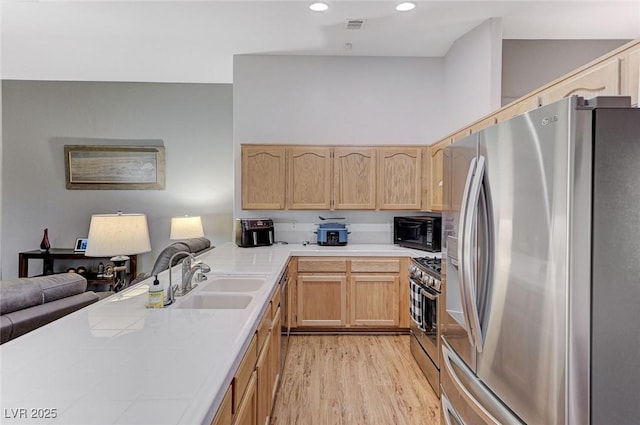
297,257,347,273
350,258,401,273
211,385,232,425
256,306,271,353
233,335,257,414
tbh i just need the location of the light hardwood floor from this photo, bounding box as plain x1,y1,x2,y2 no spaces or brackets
271,335,441,425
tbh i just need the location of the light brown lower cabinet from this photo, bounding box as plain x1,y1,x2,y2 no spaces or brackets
296,274,348,327
210,386,232,425
256,329,271,425
350,274,400,327
232,371,257,425
293,256,408,330
270,306,282,404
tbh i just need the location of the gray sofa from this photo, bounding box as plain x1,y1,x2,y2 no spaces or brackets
0,273,99,344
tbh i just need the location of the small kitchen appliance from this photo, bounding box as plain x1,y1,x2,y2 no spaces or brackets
235,218,274,247
315,217,349,246
394,215,442,252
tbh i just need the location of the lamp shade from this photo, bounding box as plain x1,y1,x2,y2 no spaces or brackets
170,216,204,239
85,213,151,257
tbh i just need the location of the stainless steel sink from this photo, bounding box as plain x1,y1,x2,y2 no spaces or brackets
199,277,266,293
173,294,253,310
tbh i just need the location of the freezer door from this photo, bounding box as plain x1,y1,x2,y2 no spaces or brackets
440,340,523,425
476,97,573,424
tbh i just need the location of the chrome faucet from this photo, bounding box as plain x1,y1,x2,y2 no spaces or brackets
165,250,192,305
182,262,211,294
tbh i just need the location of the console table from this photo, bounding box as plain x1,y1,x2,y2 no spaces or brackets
18,249,137,288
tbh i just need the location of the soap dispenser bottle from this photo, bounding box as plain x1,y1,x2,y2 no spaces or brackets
147,276,164,308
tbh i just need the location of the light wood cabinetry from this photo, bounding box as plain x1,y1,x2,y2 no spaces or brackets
428,139,451,212
232,371,257,425
210,386,232,425
378,147,423,210
241,144,426,211
296,274,348,327
333,147,377,210
350,274,399,326
293,256,408,330
287,146,333,210
270,307,282,404
621,47,640,107
255,326,271,425
241,146,286,210
232,336,257,414
539,56,621,105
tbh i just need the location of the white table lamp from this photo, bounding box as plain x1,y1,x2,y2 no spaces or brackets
86,212,151,291
170,216,204,240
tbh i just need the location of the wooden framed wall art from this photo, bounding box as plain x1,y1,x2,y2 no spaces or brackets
64,145,165,190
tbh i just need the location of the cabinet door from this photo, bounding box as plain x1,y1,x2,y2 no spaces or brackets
241,145,286,210
495,95,541,123
621,45,640,107
287,146,332,210
540,56,621,105
270,307,282,406
211,386,232,425
296,274,347,327
377,147,422,210
333,147,377,210
232,372,257,425
350,274,400,327
256,331,271,425
428,139,451,212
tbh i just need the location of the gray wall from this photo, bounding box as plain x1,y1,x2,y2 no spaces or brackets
232,55,446,244
501,39,630,105
1,81,233,279
444,18,503,134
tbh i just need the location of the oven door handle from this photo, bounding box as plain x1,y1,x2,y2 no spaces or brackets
420,288,438,301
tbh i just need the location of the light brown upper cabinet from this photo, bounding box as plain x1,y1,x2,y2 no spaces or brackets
286,146,333,210
428,139,452,212
333,147,377,210
621,47,640,107
242,144,426,211
378,147,423,210
241,146,286,210
539,56,621,106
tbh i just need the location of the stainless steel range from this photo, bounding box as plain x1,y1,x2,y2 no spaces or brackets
409,256,442,396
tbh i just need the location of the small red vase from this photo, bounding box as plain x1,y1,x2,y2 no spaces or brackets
40,228,51,251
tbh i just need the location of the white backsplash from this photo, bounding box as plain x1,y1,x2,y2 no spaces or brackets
236,211,404,245
274,221,394,245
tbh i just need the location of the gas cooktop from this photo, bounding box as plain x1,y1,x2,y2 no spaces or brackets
410,257,442,291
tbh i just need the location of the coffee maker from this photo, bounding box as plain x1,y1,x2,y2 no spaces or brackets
235,218,274,247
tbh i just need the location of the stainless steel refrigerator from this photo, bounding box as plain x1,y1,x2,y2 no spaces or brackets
441,96,640,425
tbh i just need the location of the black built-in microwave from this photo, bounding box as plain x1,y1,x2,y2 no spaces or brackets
394,215,442,252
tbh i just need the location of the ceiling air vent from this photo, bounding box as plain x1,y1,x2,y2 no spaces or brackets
345,19,365,30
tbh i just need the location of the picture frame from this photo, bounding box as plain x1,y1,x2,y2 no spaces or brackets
64,145,165,190
74,238,88,252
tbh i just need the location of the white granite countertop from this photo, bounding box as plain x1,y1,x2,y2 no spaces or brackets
0,243,436,425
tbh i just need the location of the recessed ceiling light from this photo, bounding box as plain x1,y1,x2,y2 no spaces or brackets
309,2,329,12
395,2,416,12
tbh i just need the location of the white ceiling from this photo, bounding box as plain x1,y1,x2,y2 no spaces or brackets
2,0,639,83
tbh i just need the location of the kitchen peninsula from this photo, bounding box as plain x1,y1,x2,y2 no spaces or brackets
0,243,428,425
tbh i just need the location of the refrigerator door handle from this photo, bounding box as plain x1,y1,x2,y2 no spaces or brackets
462,155,486,351
441,392,465,425
457,156,477,345
442,343,502,425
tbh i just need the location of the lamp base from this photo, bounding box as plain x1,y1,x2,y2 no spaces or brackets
110,256,130,292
